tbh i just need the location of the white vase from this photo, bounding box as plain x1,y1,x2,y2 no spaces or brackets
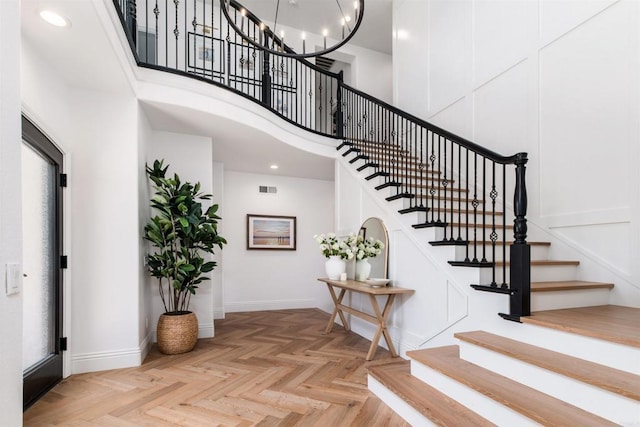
355,259,372,281
325,256,346,280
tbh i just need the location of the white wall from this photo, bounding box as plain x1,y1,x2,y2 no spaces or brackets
0,0,23,422
223,171,334,312
138,106,153,357
264,22,394,104
22,38,144,374
392,0,640,300
144,130,218,338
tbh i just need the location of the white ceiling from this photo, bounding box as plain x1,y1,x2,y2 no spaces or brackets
239,0,393,55
140,101,336,181
19,0,387,181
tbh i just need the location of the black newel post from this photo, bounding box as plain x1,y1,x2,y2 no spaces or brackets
261,37,272,108
335,71,344,138
125,0,137,46
508,152,531,319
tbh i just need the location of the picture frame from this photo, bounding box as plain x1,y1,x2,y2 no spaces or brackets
247,214,296,250
187,32,225,76
275,94,288,115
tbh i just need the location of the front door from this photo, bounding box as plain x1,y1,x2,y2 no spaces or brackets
21,116,65,410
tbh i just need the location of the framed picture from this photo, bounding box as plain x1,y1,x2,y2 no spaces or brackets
187,32,225,76
275,94,288,115
239,55,255,72
247,214,296,250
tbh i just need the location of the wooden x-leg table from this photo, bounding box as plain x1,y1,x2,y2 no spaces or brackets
318,278,415,360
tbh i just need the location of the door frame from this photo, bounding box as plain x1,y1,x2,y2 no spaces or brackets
21,115,65,410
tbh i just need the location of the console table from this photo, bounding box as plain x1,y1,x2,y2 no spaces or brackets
317,278,415,361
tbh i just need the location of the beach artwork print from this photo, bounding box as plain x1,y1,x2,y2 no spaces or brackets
247,214,296,250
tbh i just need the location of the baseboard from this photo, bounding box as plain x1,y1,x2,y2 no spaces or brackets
198,322,214,338
213,307,225,320
140,331,153,362
224,299,316,313
71,347,144,374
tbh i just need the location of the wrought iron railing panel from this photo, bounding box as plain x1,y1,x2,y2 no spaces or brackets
113,0,530,320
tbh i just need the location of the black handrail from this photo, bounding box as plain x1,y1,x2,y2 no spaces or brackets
113,0,530,321
340,83,525,165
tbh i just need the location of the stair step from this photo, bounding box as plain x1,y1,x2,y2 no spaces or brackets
495,259,579,267
407,346,617,426
531,280,614,292
367,362,495,427
454,330,640,401
384,165,442,174
530,281,614,311
430,240,548,246
523,305,640,348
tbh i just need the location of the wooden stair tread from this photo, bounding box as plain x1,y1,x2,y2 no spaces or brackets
368,362,495,427
401,184,467,192
523,305,640,348
448,222,514,230
454,330,640,401
407,346,617,426
464,241,550,246
494,260,579,267
531,281,614,292
417,208,505,216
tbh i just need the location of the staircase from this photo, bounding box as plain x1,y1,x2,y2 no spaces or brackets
111,1,639,422
338,144,640,425
368,307,640,426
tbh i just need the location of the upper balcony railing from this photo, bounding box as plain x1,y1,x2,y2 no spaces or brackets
113,0,531,321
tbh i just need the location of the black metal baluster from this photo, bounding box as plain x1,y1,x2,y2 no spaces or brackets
429,132,435,223
450,139,454,241
442,137,449,238
481,157,487,263
457,143,462,241
472,153,478,262
502,164,507,287
465,148,470,261
490,161,498,286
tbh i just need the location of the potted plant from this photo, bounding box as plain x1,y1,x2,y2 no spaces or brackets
144,159,226,354
313,233,356,280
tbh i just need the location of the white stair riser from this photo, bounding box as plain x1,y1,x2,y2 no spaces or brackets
367,375,435,427
410,360,539,426
454,244,549,262
532,288,612,311
458,342,639,424
497,321,640,375
480,264,578,283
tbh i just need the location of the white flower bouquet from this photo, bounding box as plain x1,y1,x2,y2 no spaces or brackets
313,232,356,260
355,236,384,260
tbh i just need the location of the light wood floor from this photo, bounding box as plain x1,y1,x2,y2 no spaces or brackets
24,308,409,426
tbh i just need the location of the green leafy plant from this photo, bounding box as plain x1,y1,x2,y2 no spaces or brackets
144,160,227,313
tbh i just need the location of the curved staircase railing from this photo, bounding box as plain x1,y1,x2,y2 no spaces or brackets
113,0,531,320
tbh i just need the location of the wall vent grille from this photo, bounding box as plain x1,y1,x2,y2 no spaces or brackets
259,186,277,194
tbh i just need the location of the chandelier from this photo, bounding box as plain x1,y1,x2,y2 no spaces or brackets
221,0,365,58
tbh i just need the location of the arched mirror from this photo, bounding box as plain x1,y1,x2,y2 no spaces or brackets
358,217,389,279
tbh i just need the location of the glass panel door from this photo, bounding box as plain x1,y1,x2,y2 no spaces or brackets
22,144,56,370
22,116,64,410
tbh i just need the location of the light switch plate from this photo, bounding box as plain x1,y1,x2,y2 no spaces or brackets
6,263,21,296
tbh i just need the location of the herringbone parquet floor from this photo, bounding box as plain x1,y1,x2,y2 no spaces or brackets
24,308,410,426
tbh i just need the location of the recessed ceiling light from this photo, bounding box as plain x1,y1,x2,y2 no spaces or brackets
270,164,279,170
40,10,71,28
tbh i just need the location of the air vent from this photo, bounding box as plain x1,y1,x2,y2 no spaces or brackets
315,56,335,72
259,186,277,194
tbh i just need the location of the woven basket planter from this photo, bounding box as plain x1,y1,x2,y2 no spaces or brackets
156,311,198,355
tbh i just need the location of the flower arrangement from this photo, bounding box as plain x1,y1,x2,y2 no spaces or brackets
313,232,356,260
354,236,384,260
